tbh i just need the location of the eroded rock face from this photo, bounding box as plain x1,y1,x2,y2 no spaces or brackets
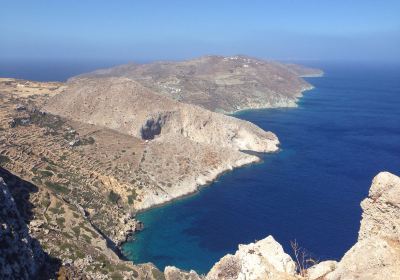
206,236,296,280
359,171,400,242
324,237,400,280
0,177,44,279
324,172,400,280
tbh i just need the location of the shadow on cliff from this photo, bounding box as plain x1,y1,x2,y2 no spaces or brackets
0,167,62,279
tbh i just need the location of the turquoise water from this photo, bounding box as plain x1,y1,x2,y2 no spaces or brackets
123,62,400,273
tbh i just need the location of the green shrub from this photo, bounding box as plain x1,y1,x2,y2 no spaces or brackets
127,190,137,205
39,170,53,177
56,217,65,227
45,181,69,194
72,226,81,237
108,190,120,204
0,155,10,165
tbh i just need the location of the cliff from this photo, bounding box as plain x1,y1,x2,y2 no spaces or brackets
0,177,45,279
75,55,323,113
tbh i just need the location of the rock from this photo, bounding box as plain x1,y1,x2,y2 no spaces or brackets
164,266,202,280
307,261,337,279
325,172,400,280
0,177,45,279
206,235,296,280
8,118,16,128
358,171,400,242
15,104,26,111
325,237,400,280
135,220,144,231
68,138,81,147
20,118,30,125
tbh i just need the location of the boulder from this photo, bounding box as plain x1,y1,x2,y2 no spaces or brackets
206,235,296,280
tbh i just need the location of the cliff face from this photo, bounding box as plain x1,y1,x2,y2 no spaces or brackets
0,177,44,279
75,55,323,113
166,172,400,280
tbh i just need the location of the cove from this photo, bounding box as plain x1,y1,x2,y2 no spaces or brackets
123,62,400,274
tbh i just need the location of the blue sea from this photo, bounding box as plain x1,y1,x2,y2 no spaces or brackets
2,61,399,274
122,62,400,273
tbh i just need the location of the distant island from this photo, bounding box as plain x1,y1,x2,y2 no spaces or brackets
76,55,323,113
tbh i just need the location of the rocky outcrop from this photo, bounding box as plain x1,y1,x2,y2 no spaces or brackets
207,236,296,280
165,266,202,280
358,171,400,242
0,177,44,279
307,261,337,279
75,55,323,113
324,172,400,280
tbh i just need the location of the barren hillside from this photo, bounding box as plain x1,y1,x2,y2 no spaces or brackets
75,55,323,113
44,77,279,153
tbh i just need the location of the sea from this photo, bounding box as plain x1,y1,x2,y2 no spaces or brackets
2,60,399,274
122,62,400,273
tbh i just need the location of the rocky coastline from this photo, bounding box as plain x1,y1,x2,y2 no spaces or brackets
0,56,333,279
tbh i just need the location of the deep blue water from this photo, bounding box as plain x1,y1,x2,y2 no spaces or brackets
123,63,400,273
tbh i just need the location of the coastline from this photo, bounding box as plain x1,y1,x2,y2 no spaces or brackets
133,153,263,213
125,74,323,263
131,147,280,215
228,84,317,116
120,153,264,250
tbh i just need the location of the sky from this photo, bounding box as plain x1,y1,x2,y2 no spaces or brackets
1,0,399,63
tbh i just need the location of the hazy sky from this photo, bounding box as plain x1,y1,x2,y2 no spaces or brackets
1,0,399,62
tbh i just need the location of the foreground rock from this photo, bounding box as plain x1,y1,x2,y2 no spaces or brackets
206,236,296,280
76,55,323,113
324,172,400,280
0,171,171,279
0,177,45,279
